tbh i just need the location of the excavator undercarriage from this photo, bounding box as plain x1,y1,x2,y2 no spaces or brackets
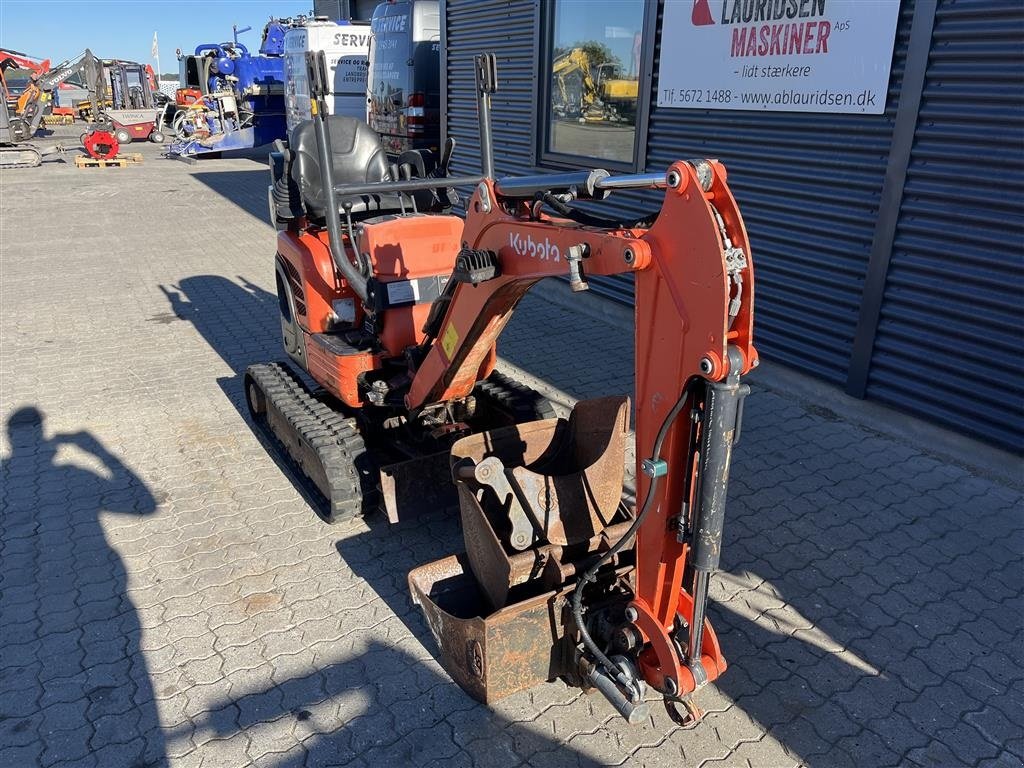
248,51,755,725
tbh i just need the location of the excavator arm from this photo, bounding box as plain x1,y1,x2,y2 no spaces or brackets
402,57,754,717
19,49,107,132
551,47,603,113
403,160,755,704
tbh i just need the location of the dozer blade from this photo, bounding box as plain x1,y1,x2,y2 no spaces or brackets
409,396,634,704
379,451,459,523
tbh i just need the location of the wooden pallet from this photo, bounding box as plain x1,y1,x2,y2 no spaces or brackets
74,152,144,168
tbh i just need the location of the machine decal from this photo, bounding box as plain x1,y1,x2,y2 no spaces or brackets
386,279,418,305
509,232,561,262
441,322,459,360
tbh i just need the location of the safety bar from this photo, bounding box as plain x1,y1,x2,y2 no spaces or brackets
333,175,484,197
331,168,674,210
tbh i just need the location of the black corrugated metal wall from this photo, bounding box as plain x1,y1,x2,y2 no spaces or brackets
441,0,1023,451
645,3,914,384
866,0,1024,452
444,0,538,179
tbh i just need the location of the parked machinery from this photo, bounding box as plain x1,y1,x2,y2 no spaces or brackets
0,72,51,167
0,48,110,167
168,19,289,157
97,59,164,145
551,47,638,124
250,52,754,724
1,48,82,123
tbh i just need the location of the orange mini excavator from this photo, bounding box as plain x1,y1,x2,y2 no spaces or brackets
249,52,755,724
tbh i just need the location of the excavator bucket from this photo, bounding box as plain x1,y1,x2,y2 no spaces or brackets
409,397,634,703
408,554,578,703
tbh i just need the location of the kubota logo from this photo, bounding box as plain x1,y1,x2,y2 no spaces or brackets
509,232,561,262
692,0,715,26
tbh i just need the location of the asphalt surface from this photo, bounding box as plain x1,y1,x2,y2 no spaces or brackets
1,132,1022,767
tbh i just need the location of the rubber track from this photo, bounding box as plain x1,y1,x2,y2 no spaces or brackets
474,370,556,423
0,148,42,169
246,362,379,523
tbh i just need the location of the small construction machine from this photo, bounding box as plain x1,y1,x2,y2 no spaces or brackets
93,59,164,145
551,47,638,124
0,49,104,167
250,52,754,724
1,48,80,123
0,48,132,163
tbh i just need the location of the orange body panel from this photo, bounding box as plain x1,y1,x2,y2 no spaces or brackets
276,214,466,407
277,228,350,334
360,214,464,355
176,88,202,106
305,335,379,405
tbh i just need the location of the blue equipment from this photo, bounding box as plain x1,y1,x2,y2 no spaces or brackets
168,19,289,158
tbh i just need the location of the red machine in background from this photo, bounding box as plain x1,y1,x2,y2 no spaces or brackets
249,52,754,724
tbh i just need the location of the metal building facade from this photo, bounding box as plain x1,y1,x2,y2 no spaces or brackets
441,0,1023,452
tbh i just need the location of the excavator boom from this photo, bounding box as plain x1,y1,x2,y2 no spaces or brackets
406,161,754,716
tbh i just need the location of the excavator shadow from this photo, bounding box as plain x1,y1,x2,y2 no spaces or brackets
158,273,338,521
158,272,467,527
335,508,462,645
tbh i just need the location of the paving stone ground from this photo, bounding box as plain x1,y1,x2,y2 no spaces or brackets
1,135,1022,768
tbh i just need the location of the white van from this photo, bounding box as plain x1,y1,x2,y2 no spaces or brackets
283,18,371,132
366,0,441,157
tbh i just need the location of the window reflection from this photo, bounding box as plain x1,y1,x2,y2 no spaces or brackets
547,0,645,163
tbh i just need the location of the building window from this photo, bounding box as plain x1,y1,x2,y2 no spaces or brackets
543,0,646,166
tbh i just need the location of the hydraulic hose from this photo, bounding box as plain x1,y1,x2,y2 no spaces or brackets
571,378,701,687
538,191,659,230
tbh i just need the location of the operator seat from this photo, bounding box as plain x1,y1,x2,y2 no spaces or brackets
287,115,404,221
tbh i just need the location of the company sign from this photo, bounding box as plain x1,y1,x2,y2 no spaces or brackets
657,0,900,114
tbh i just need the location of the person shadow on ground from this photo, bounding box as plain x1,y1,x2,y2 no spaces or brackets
0,407,166,767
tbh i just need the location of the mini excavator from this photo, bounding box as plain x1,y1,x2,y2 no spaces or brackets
250,52,755,724
0,49,118,167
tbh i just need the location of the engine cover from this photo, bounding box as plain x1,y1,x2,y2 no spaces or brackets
275,214,466,407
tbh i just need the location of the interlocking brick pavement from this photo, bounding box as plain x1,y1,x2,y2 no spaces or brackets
1,136,1021,767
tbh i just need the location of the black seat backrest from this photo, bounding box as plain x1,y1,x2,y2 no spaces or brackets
289,116,391,219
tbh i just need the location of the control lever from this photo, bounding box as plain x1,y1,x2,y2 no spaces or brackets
433,137,459,208
437,137,455,177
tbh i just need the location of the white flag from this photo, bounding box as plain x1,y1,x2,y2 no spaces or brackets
151,32,159,58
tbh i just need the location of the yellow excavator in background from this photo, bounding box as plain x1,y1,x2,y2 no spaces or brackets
551,47,638,124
